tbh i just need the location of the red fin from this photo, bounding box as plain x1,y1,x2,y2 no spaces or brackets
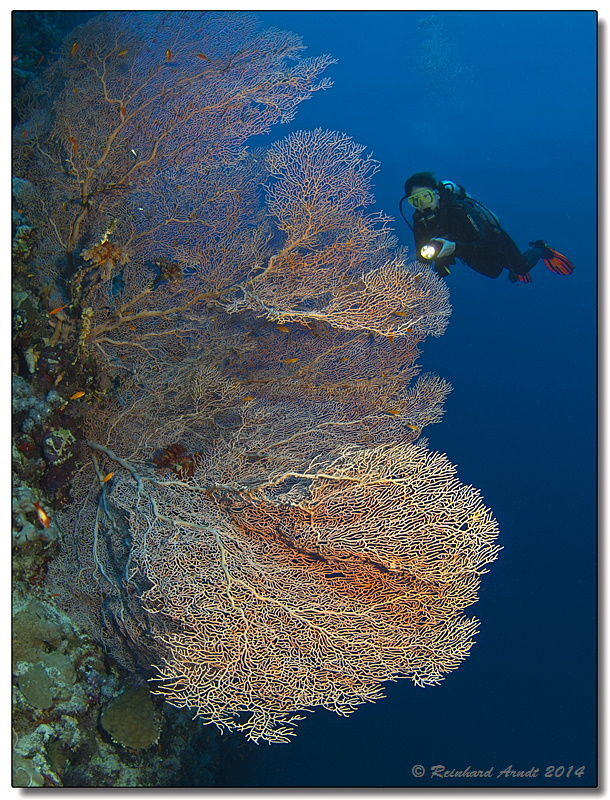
517,272,532,283
543,248,574,275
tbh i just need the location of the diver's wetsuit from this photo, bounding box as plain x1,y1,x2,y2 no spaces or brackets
414,184,542,279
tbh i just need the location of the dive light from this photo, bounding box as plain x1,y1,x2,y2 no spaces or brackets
420,242,438,260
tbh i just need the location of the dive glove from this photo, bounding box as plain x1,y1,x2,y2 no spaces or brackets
429,238,456,259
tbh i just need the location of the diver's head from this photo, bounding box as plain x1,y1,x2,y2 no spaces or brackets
403,172,440,213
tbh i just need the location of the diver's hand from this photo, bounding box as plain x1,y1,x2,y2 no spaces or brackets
430,238,456,259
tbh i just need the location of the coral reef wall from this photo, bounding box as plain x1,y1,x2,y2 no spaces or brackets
13,10,499,750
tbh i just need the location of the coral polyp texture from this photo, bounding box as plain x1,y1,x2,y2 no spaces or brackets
13,10,499,745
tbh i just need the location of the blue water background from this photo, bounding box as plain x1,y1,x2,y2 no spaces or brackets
213,10,597,788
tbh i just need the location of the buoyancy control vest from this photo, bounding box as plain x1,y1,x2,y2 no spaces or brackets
438,181,503,237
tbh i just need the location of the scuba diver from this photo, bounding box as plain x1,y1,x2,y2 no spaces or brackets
399,171,574,283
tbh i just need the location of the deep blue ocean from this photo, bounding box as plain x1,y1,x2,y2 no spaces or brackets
19,9,596,789
214,10,598,789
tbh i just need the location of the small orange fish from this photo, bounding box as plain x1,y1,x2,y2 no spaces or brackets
338,357,349,362
242,396,254,402
68,136,77,154
386,409,401,416
393,311,408,317
414,275,421,284
381,372,387,378
50,303,69,315
87,47,92,57
405,423,418,432
33,501,50,529
70,391,85,400
196,53,211,61
71,42,78,57
118,49,128,57
406,327,413,333
120,105,127,118
276,325,290,333
101,472,114,483
388,332,394,344
282,357,299,364
165,48,172,62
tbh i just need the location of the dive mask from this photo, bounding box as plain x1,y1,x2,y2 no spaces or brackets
407,188,437,210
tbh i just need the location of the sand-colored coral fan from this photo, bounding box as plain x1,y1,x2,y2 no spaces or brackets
12,10,500,745
48,436,499,744
225,130,451,339
45,300,499,743
12,11,334,292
